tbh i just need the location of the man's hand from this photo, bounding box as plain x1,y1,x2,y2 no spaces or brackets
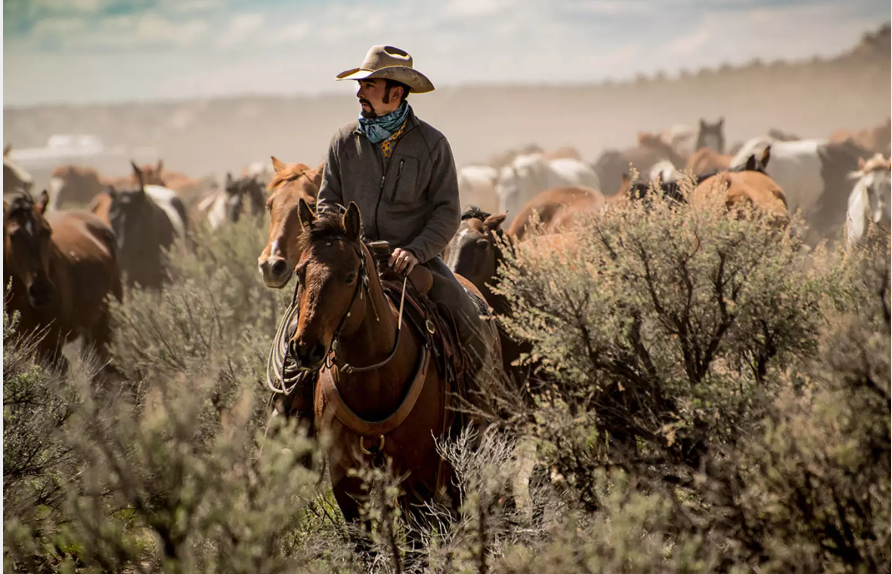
389,247,419,274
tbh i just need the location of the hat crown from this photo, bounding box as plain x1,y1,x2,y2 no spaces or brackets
361,45,414,71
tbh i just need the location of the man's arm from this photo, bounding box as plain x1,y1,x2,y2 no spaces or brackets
404,137,461,263
316,132,344,214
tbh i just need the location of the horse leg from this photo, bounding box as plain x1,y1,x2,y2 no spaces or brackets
332,474,377,563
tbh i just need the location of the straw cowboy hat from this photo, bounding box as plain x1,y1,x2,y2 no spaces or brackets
336,45,435,93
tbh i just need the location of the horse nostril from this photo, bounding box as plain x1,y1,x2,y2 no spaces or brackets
27,283,51,307
308,344,325,364
271,259,287,276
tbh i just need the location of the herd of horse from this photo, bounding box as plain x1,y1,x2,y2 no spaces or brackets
3,115,890,554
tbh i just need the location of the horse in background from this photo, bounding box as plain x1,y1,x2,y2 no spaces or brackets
192,172,266,230
4,190,123,373
3,144,33,196
90,162,189,289
846,153,891,250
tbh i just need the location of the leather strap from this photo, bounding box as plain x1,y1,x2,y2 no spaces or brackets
320,343,431,437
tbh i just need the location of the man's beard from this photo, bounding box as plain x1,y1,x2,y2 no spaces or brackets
359,98,377,118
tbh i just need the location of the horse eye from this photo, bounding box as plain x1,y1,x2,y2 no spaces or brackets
475,239,491,250
345,272,357,284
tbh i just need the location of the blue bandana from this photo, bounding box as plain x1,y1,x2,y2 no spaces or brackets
358,101,410,144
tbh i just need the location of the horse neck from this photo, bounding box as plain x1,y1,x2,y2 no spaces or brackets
333,244,421,416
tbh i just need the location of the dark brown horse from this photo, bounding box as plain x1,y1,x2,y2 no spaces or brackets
90,162,189,289
4,190,123,371
257,157,324,288
191,172,266,230
289,200,505,544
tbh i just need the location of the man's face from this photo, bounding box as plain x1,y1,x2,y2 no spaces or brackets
356,79,401,118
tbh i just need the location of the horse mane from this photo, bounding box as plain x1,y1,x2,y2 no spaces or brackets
4,190,35,220
461,205,493,221
859,153,891,176
269,163,314,190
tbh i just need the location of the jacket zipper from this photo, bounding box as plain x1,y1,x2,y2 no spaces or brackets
390,159,405,203
370,122,416,241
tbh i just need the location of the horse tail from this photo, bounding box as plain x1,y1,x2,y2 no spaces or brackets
94,222,124,302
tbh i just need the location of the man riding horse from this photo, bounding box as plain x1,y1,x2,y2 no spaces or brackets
316,45,491,377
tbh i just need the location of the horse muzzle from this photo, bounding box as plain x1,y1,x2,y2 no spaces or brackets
259,256,292,289
288,338,326,371
27,281,53,308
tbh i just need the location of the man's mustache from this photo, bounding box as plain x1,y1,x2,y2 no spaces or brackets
359,98,371,106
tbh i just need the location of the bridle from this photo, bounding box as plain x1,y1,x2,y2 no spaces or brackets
267,235,409,396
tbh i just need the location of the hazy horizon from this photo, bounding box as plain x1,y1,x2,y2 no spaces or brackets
4,0,890,107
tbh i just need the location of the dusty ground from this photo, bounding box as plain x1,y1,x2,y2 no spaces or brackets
4,28,889,193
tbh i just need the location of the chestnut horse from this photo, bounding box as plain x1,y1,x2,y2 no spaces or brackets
4,190,123,371
289,200,505,544
257,157,324,288
692,171,790,229
507,185,606,241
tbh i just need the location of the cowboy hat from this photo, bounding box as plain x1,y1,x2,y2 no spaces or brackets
336,45,435,94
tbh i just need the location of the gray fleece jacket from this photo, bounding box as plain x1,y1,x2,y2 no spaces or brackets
316,106,461,264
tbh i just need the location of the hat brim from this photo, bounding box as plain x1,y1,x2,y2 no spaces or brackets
336,66,435,94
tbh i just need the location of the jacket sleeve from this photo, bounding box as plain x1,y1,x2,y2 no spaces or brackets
316,132,345,214
405,137,461,263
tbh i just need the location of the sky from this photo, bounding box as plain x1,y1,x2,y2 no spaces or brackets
3,0,889,106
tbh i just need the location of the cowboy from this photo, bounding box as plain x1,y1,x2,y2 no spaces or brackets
317,45,490,375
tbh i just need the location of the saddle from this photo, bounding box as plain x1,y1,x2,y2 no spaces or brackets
367,241,469,394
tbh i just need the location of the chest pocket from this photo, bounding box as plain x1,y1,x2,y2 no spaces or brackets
388,156,421,204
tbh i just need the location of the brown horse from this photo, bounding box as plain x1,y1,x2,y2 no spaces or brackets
289,200,504,541
685,147,735,174
257,157,323,288
593,132,689,196
507,186,606,241
90,162,189,289
830,118,891,155
50,165,105,209
692,171,789,228
4,190,123,371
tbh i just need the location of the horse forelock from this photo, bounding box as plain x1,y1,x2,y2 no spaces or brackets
461,205,492,221
296,212,363,258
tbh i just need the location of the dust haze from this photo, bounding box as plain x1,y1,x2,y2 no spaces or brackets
4,25,889,193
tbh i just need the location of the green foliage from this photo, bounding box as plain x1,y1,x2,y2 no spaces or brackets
3,194,889,573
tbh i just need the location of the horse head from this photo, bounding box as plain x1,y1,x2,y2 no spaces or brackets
288,199,368,370
258,157,323,289
696,117,726,154
3,190,54,308
444,206,508,294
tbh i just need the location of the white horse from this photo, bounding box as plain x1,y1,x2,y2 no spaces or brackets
496,153,601,224
846,154,891,249
731,138,825,218
458,165,500,214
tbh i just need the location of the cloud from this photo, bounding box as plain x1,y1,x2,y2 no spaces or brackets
216,12,264,48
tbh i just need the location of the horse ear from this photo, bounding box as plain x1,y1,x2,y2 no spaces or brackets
297,197,316,230
699,119,706,129
760,145,771,169
858,157,866,171
226,171,234,185
36,190,50,214
483,212,507,231
3,144,10,157
744,154,758,171
107,185,118,200
717,117,724,127
271,156,287,173
156,159,164,174
131,161,145,191
343,201,362,241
